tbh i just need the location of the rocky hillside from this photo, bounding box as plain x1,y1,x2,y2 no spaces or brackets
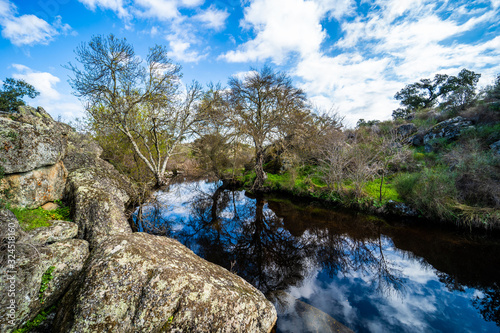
0,107,276,332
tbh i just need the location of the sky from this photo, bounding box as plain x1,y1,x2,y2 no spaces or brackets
0,0,499,126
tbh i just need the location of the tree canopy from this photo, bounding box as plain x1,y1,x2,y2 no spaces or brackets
0,78,39,112
393,68,481,119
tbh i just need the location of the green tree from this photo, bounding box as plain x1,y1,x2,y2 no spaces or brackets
227,67,308,190
0,78,39,112
66,34,202,186
393,69,481,119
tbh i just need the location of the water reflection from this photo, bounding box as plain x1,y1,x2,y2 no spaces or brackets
135,180,500,333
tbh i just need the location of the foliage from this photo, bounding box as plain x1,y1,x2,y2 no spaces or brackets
11,201,71,231
39,266,56,304
393,69,481,119
0,78,39,112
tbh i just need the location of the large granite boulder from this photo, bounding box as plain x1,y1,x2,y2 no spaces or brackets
0,208,24,242
0,161,67,208
64,160,133,249
0,208,89,332
54,233,277,333
62,131,103,173
18,221,79,246
422,116,473,144
0,113,69,174
394,123,417,138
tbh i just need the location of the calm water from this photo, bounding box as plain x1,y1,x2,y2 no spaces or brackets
135,180,500,333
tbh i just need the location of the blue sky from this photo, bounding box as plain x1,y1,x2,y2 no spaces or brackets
0,0,499,126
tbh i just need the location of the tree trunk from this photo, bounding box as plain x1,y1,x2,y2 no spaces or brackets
155,172,169,188
252,147,266,191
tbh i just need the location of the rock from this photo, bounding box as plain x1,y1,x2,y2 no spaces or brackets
62,131,103,173
54,233,277,333
395,123,417,138
64,161,133,249
0,115,69,175
0,208,24,242
41,202,59,211
384,200,418,217
423,116,473,144
17,106,53,120
18,221,79,245
0,161,68,209
0,238,89,332
490,140,500,155
408,132,424,146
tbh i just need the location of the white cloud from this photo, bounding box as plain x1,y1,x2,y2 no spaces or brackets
222,0,500,126
221,0,326,64
0,1,72,47
10,64,85,119
167,35,206,62
78,0,130,19
194,5,229,30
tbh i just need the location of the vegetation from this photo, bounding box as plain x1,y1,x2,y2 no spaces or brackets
39,266,56,304
0,78,39,112
10,201,71,231
12,305,57,333
66,34,202,187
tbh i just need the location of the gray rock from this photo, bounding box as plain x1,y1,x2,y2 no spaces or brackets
54,233,277,333
0,115,68,174
423,116,473,144
0,208,25,242
62,131,103,173
0,238,89,332
17,106,53,120
395,123,417,138
385,200,418,217
64,161,133,249
0,161,68,209
490,140,500,155
18,221,78,245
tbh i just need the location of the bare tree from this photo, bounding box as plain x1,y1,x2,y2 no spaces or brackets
66,34,202,186
227,67,307,189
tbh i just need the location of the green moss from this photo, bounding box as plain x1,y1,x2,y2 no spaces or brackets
364,178,402,202
39,266,56,304
13,305,57,333
10,201,71,231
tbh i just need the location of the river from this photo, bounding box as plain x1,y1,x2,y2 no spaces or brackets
135,180,500,333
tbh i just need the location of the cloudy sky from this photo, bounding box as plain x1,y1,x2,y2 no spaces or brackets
0,0,499,126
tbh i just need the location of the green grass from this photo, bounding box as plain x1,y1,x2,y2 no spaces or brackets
10,200,71,231
364,178,402,202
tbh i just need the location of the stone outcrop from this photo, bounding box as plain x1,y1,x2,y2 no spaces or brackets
0,112,68,174
423,116,473,144
490,140,500,155
64,160,133,250
1,161,67,208
0,210,89,332
18,221,79,246
395,123,417,138
62,131,103,173
55,233,277,333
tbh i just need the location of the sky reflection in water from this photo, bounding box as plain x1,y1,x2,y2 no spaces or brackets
135,180,500,333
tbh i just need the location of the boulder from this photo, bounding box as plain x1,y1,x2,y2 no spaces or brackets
62,131,103,173
0,238,89,332
395,123,417,138
423,116,473,144
54,233,277,333
490,140,500,155
17,106,53,120
0,208,24,242
0,115,68,174
0,161,68,209
64,161,133,249
18,221,79,246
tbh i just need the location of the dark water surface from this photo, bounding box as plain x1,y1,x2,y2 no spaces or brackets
136,180,500,333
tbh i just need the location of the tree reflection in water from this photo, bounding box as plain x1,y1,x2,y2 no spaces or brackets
136,181,500,332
